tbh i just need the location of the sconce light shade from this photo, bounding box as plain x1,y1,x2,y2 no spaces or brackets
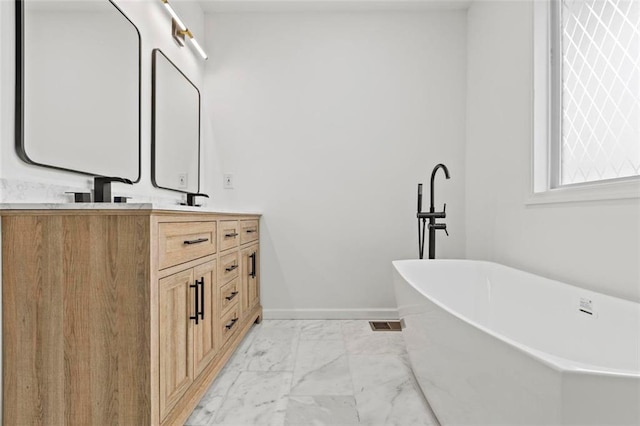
161,0,208,60
189,37,208,60
162,0,186,30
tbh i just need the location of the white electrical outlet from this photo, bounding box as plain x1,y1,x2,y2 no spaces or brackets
223,173,234,189
178,173,188,188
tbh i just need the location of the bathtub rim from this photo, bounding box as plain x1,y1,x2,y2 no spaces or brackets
393,258,640,379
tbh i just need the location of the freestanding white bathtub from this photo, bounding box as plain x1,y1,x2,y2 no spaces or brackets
393,259,640,426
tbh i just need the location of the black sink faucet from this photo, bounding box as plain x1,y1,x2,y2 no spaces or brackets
417,164,450,259
182,192,209,207
94,176,133,203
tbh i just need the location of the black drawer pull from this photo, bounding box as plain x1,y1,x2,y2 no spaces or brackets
225,264,238,272
245,229,257,234
249,252,256,278
224,232,239,238
183,237,209,245
189,282,199,325
225,317,239,330
225,291,239,301
198,277,205,321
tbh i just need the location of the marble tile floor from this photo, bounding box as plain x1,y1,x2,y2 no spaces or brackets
185,320,439,426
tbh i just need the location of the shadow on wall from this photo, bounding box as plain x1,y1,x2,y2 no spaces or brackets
258,219,295,314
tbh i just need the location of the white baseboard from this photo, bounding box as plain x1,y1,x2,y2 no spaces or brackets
262,308,398,320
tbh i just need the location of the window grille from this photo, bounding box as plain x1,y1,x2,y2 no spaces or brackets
553,0,640,186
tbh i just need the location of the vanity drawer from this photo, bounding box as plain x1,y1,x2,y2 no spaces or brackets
158,221,217,270
218,220,240,252
220,305,240,343
219,277,239,316
240,220,259,245
219,252,239,284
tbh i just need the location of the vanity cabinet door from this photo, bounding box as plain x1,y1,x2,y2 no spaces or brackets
240,244,260,316
193,260,218,376
159,269,195,420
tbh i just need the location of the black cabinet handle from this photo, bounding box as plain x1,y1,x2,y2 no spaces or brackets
189,282,199,325
249,252,256,278
225,264,238,272
184,237,209,245
225,291,238,301
224,232,239,238
198,277,205,320
225,317,239,330
245,229,257,234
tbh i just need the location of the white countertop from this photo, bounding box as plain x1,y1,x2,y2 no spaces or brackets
0,203,261,215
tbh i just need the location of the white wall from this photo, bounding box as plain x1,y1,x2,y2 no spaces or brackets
0,0,207,203
0,0,3,183
204,11,468,318
465,1,640,302
0,4,3,423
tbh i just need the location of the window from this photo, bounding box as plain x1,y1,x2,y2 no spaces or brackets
533,0,640,200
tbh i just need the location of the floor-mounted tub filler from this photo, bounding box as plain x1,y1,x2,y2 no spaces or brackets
393,259,640,425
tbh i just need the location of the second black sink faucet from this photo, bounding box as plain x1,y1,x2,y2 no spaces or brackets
417,163,450,259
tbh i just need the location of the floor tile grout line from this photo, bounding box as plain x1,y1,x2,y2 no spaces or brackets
279,323,302,424
405,361,441,426
208,325,263,426
342,320,362,424
206,376,238,424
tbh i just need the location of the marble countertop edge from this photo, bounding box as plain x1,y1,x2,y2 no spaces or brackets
0,203,262,216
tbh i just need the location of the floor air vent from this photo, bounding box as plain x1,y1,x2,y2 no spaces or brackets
369,321,402,331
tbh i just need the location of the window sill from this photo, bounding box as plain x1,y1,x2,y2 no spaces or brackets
526,179,640,205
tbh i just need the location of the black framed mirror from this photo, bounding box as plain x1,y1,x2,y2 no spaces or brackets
151,49,201,193
15,0,142,181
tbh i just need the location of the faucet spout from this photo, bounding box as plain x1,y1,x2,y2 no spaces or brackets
94,176,133,203
184,192,210,207
430,163,450,212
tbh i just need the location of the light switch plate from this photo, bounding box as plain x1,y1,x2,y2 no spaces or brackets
223,173,234,189
178,173,188,188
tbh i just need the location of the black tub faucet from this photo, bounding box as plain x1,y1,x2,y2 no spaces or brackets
94,177,133,203
417,164,450,259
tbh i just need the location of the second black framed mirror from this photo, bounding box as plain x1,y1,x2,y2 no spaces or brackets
151,48,201,193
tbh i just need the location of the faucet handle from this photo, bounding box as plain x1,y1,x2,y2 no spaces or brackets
429,222,449,236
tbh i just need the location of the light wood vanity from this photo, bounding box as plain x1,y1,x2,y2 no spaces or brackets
1,207,261,425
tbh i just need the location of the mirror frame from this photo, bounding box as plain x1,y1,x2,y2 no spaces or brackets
151,48,201,193
14,0,142,181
